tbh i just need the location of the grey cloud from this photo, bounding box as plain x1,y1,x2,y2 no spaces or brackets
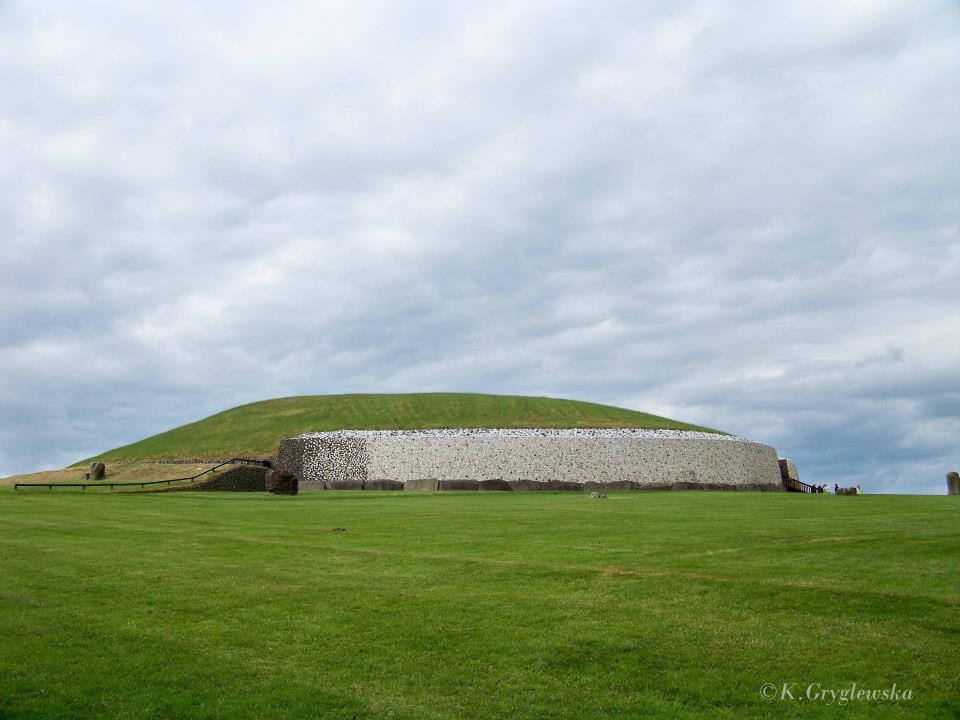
1,1,958,493
856,345,905,368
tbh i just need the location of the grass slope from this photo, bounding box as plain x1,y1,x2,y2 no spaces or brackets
2,462,218,487
81,393,723,464
1,490,957,719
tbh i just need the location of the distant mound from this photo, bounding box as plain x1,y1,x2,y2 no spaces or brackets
78,393,723,464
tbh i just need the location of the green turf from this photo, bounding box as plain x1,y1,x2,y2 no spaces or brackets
1,490,957,719
78,393,723,464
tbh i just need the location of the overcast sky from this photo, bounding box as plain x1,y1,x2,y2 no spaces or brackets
2,1,958,493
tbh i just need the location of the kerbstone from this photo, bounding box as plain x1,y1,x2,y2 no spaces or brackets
478,479,512,491
365,479,404,491
507,480,546,491
405,478,439,492
439,479,480,491
543,480,582,491
328,480,364,490
584,480,641,492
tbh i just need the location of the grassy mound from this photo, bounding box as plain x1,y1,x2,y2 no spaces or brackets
79,393,723,464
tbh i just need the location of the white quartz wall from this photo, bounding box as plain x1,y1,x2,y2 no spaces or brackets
276,429,784,490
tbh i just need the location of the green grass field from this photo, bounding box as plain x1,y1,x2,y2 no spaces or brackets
79,393,722,464
2,490,957,719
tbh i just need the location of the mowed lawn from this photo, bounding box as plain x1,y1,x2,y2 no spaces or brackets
1,491,957,719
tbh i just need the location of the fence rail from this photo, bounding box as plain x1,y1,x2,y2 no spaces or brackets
784,477,817,493
13,458,271,491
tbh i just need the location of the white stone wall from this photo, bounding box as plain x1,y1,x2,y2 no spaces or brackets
275,429,784,491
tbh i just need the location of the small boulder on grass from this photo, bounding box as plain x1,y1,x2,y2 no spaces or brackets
591,491,608,499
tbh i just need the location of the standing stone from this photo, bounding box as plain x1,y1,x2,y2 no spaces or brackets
89,462,106,481
948,472,960,496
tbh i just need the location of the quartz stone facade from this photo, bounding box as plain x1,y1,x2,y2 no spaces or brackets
274,429,785,492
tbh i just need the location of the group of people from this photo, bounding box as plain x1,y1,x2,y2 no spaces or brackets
834,483,863,495
808,483,865,495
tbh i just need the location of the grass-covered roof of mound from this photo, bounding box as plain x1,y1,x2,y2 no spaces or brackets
78,392,724,464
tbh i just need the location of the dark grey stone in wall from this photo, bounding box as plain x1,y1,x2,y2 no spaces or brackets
143,465,268,493
199,465,267,491
265,469,298,495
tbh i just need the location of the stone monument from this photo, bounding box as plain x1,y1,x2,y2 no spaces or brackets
947,471,960,496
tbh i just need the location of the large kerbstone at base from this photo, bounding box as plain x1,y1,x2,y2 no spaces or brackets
583,480,642,492
89,462,106,481
543,480,582,491
366,479,404,491
328,480,364,490
405,478,439,491
948,472,960,495
439,479,480,491
478,479,512,491
507,480,547,491
743,482,784,492
641,482,673,491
